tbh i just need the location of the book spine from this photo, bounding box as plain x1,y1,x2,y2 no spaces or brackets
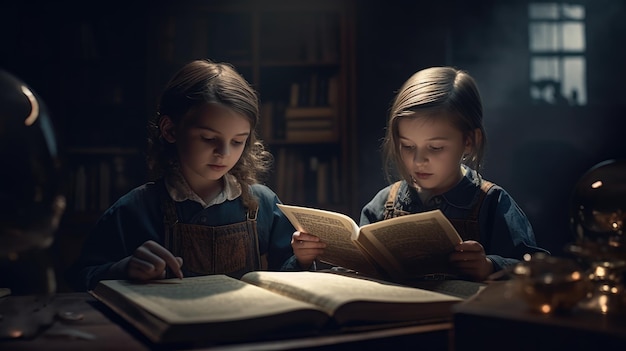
284,106,337,119
285,129,337,143
273,102,287,140
286,118,334,130
260,102,274,141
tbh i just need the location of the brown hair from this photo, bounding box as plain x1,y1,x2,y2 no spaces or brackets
382,66,486,183
146,59,272,209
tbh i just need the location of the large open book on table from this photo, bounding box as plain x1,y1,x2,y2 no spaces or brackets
90,271,462,345
277,204,463,282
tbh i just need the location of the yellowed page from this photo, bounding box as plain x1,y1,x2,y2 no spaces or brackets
94,275,325,323
242,271,462,325
357,210,463,280
277,204,380,276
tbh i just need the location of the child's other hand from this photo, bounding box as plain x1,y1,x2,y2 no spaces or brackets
450,240,493,282
291,231,326,269
127,240,184,280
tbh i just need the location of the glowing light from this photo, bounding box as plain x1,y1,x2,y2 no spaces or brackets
599,295,609,314
540,304,552,313
591,180,603,189
543,274,554,284
21,85,39,126
9,329,23,338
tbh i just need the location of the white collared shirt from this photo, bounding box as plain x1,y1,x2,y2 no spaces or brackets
165,170,242,208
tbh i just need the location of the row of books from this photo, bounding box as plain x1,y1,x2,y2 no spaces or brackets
289,73,339,108
260,73,340,142
272,148,341,206
261,103,339,142
66,152,141,212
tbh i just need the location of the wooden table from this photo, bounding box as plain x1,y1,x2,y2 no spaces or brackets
452,281,626,351
0,292,453,350
0,293,147,351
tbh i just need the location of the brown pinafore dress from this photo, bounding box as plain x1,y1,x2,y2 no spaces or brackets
161,192,261,279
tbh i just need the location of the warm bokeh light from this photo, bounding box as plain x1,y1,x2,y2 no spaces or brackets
9,329,24,338
21,85,39,126
599,295,609,314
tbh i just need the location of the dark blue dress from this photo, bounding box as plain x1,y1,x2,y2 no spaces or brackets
66,180,297,290
360,165,549,273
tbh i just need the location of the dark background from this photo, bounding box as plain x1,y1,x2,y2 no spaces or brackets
2,0,625,260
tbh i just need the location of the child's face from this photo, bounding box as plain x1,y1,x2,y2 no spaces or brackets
174,104,251,187
397,114,471,195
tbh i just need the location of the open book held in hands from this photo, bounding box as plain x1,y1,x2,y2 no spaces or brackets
277,204,463,282
90,271,462,345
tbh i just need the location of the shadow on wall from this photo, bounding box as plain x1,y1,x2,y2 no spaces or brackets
511,140,593,256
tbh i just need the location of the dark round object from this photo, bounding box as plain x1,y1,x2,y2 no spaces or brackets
0,69,65,257
569,159,626,261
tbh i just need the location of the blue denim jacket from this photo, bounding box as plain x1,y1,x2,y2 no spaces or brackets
360,165,549,273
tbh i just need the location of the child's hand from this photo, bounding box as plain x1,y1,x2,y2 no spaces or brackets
291,231,326,269
126,240,184,280
450,240,493,281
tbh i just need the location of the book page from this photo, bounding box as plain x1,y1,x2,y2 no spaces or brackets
93,275,326,324
242,271,462,325
277,204,380,276
358,210,463,280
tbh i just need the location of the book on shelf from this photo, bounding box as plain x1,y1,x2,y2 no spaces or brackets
273,152,339,206
272,101,287,140
298,76,310,107
285,128,337,142
288,73,339,109
68,151,140,213
283,107,337,142
98,160,111,211
286,118,334,130
260,101,274,141
284,106,337,119
277,204,463,282
327,74,339,106
90,271,462,345
330,155,341,203
274,147,288,201
316,160,330,204
308,72,319,106
289,82,300,107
